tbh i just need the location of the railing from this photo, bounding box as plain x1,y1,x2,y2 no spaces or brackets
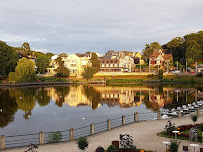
0,109,200,150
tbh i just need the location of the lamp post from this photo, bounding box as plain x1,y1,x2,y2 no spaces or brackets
186,61,187,75
140,57,141,74
195,61,197,75
167,61,169,74
177,61,178,71
149,59,150,74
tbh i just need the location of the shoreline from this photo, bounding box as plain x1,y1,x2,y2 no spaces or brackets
0,80,202,87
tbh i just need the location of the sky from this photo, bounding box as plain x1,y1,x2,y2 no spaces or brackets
0,0,202,55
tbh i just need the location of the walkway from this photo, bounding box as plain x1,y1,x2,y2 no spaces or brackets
4,116,203,152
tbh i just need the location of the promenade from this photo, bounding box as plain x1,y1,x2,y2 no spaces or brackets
4,116,203,152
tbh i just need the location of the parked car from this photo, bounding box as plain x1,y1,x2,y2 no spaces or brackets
170,70,180,74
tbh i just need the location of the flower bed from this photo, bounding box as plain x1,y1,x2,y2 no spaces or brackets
166,124,202,139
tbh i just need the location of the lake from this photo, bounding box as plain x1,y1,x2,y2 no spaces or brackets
0,84,202,136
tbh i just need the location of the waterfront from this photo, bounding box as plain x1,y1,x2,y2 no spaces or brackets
0,85,202,136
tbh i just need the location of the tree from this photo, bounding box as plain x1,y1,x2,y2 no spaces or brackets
186,43,202,61
46,52,55,59
187,58,194,67
9,57,37,82
82,66,95,80
0,41,18,77
54,57,70,77
167,37,185,61
142,42,162,62
36,54,50,74
22,42,30,51
91,52,100,73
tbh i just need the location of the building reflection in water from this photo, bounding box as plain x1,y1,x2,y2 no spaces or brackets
44,85,202,111
0,85,202,128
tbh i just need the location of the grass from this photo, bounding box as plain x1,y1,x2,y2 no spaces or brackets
106,79,143,84
157,131,202,143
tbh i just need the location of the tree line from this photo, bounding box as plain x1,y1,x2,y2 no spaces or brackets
142,30,203,65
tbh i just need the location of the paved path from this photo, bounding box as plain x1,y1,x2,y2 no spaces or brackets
3,116,203,152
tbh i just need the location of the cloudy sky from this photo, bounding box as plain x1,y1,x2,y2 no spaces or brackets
0,0,202,54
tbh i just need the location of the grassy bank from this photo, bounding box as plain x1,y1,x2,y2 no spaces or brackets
105,75,203,85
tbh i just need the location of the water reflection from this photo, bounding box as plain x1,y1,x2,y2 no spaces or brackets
0,89,18,128
0,85,202,129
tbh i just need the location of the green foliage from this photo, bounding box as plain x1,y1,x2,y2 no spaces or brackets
158,69,163,79
54,57,70,77
169,139,180,152
48,132,62,143
22,42,30,51
82,66,95,80
106,79,143,84
142,42,162,62
196,73,202,77
0,41,18,77
191,115,198,123
107,145,117,152
46,52,55,59
84,86,101,110
167,37,185,61
148,74,155,77
36,54,50,74
186,43,202,61
0,89,18,128
187,58,194,67
37,88,50,107
199,123,203,132
8,72,16,83
77,137,89,151
9,57,37,82
91,52,100,73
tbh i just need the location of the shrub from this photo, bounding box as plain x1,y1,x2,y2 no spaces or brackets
107,145,117,152
169,139,180,152
77,137,89,151
96,146,105,152
148,74,154,77
191,115,198,124
47,132,62,143
158,69,163,79
199,123,203,132
196,73,202,77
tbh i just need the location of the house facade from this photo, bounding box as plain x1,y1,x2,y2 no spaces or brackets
47,53,91,76
149,49,173,66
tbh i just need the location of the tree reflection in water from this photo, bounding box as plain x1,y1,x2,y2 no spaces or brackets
9,88,37,119
0,85,202,128
83,85,101,110
54,86,70,107
0,89,18,128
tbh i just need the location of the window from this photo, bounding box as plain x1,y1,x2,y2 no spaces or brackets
110,64,113,67
102,64,105,67
106,64,109,67
115,64,117,67
71,64,76,67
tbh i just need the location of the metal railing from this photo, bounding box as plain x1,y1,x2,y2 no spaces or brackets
0,109,200,150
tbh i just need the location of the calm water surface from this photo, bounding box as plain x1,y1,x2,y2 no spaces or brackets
0,85,202,136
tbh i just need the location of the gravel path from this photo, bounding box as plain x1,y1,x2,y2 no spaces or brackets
3,116,203,152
